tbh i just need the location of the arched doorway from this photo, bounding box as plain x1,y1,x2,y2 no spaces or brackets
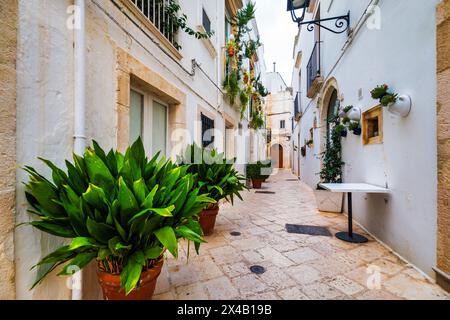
271,144,283,168
319,78,340,155
326,89,340,146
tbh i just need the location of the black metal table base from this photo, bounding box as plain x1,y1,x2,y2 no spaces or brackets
335,231,368,243
336,192,369,244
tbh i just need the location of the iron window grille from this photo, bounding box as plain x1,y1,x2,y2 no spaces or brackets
201,113,215,148
294,92,302,117
130,0,178,48
307,41,321,92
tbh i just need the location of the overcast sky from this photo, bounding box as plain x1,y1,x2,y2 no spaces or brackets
255,0,299,86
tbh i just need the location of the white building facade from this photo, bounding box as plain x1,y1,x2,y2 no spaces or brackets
291,0,441,279
265,71,293,169
7,0,266,299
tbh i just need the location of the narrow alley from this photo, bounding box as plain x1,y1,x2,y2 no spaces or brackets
154,170,449,300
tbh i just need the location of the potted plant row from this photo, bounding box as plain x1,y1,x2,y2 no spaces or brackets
178,144,247,236
23,138,216,300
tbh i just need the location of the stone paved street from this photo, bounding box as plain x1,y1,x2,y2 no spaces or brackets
153,170,449,300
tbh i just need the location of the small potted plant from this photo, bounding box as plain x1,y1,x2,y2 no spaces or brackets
348,120,362,135
23,138,214,300
335,123,348,137
246,162,270,189
371,84,398,106
306,139,314,148
178,144,247,236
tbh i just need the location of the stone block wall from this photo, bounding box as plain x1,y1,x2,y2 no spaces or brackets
0,0,17,299
436,0,450,292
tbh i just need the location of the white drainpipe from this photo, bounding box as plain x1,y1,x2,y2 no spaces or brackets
72,0,86,300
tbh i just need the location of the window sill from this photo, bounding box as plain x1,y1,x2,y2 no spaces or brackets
120,0,183,61
197,25,217,58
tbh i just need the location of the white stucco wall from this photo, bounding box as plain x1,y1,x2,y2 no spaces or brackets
15,0,266,299
292,0,439,277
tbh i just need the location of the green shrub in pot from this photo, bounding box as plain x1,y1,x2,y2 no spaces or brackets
23,138,214,297
246,161,271,188
177,144,247,235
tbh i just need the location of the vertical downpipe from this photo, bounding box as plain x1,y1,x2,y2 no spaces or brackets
72,0,86,300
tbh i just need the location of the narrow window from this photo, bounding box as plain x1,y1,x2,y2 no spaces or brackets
129,89,144,143
201,113,215,148
202,8,211,34
280,120,286,129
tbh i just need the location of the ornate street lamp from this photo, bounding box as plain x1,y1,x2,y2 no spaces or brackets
287,0,350,34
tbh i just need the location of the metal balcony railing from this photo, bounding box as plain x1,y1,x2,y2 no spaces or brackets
306,42,321,92
130,0,177,48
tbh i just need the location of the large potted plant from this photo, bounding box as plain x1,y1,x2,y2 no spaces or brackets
23,138,214,300
178,144,247,236
246,162,271,189
315,115,345,213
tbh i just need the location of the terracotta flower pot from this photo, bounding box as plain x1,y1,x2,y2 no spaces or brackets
252,178,263,189
199,206,219,236
97,259,163,300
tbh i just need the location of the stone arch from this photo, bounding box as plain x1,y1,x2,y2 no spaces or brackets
318,77,340,156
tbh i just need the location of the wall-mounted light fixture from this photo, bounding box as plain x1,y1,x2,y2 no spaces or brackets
287,0,350,34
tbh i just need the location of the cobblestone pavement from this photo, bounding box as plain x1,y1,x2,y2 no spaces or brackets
154,170,449,300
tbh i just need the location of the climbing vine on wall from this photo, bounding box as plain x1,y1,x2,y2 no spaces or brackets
319,115,345,184
222,1,269,130
163,0,214,50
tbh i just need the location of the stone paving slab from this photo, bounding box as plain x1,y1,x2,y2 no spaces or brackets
153,170,449,300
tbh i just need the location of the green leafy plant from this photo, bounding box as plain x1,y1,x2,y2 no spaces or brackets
244,38,261,59
246,161,272,180
305,139,314,147
380,93,397,106
163,0,214,50
319,115,345,184
342,117,350,125
178,144,247,208
249,108,265,129
370,84,398,106
348,120,360,131
370,84,389,99
334,123,347,135
343,105,353,113
23,138,214,295
222,70,240,106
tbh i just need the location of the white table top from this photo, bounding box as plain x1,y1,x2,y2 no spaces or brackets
318,183,390,193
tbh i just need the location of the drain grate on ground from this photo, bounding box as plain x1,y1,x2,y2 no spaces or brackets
249,265,266,274
230,231,241,236
285,179,298,181
255,191,276,194
285,224,332,237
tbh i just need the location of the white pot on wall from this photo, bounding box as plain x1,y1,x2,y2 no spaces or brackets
387,94,412,117
313,189,343,213
347,106,361,121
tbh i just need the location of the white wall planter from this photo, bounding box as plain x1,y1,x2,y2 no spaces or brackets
347,106,361,121
313,189,343,213
387,94,411,117
339,106,361,121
